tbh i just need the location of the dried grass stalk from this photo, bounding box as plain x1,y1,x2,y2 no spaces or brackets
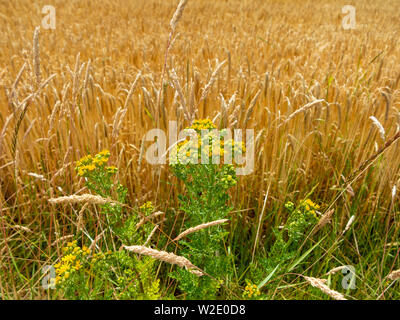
89,230,106,250
174,219,229,241
326,266,348,275
13,225,32,233
124,245,204,276
136,211,164,228
52,235,74,246
343,215,355,234
77,203,89,232
387,269,400,281
144,225,159,246
48,194,113,205
304,276,347,300
312,209,335,235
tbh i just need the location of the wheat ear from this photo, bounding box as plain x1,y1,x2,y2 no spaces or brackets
170,0,189,33
33,26,41,87
369,116,385,140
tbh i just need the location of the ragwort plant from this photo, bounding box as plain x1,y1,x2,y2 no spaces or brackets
250,198,320,286
53,150,161,299
169,119,244,299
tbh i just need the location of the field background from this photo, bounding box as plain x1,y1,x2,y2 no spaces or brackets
0,0,400,299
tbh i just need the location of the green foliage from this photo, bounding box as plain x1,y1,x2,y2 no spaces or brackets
250,199,319,285
114,253,161,300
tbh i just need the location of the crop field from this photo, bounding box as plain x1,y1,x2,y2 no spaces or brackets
0,0,400,300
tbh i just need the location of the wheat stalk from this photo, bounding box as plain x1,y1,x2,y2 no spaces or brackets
198,60,226,104
32,26,41,87
369,116,385,140
83,59,91,90
123,72,141,109
243,90,261,127
9,62,26,110
282,99,325,125
157,0,189,123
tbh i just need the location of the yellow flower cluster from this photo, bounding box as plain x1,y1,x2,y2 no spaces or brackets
220,164,237,189
243,283,261,298
304,199,320,210
140,201,154,213
221,174,236,188
188,119,217,132
55,241,90,284
75,149,116,177
302,199,320,217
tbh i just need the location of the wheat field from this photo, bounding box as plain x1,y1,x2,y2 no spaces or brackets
0,0,400,300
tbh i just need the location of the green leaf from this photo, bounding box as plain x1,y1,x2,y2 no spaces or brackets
257,264,280,290
287,236,326,272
